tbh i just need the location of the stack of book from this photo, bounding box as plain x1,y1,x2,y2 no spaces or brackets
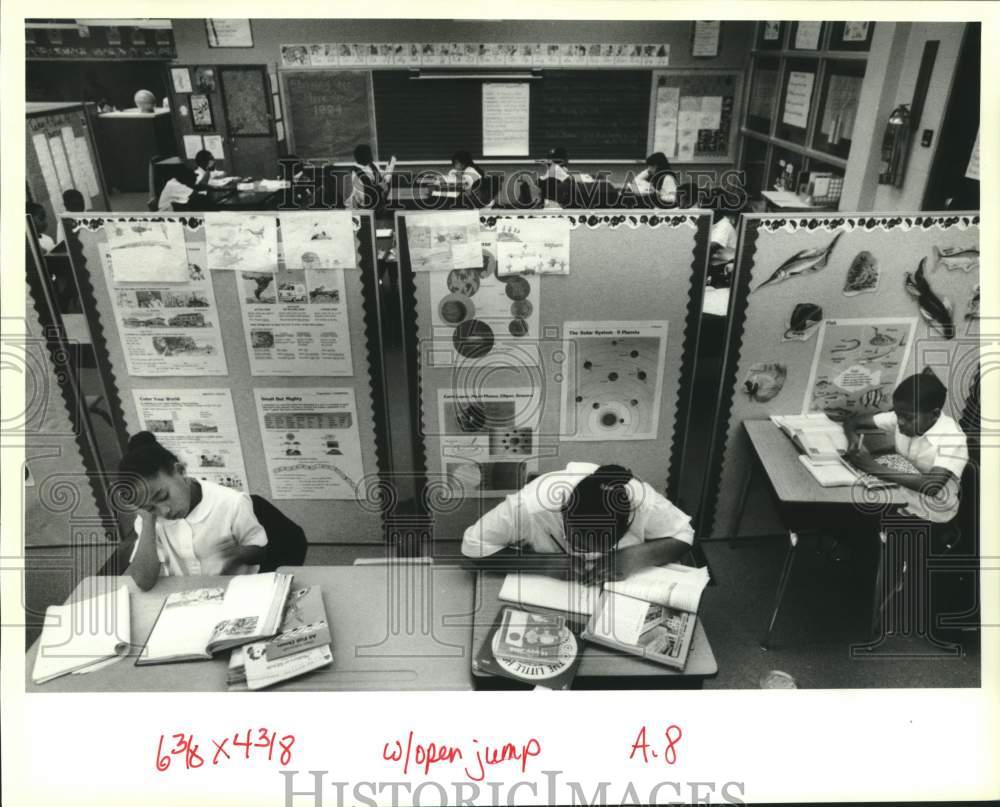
227,585,332,691
474,606,582,689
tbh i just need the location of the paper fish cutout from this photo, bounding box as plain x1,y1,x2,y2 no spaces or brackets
754,232,842,291
966,284,980,321
743,363,787,402
932,245,979,273
783,303,823,341
868,326,896,347
904,259,955,339
843,251,879,296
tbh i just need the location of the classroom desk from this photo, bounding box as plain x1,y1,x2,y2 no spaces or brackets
26,565,475,692
739,419,909,649
469,573,717,689
761,190,838,214
207,181,285,210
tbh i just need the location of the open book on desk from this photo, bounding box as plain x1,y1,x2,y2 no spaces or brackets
770,413,895,489
32,585,131,684
137,572,292,665
498,563,710,618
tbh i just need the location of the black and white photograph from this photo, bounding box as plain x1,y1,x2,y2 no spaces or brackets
7,4,998,807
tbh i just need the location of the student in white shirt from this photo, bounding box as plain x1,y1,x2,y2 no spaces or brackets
633,152,679,206
844,371,969,523
445,150,483,190
156,166,201,212
27,202,55,253
120,431,268,591
461,462,695,584
348,144,395,209
537,146,574,208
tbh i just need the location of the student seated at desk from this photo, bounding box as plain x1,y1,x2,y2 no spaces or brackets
843,371,968,526
348,144,396,210
120,431,268,591
157,167,211,212
445,150,483,190
537,147,574,208
27,202,55,254
193,149,217,187
633,152,678,206
461,462,695,584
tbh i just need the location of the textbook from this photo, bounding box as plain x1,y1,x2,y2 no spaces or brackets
498,563,710,618
32,585,131,684
226,585,332,689
473,606,582,690
136,572,292,665
582,590,696,671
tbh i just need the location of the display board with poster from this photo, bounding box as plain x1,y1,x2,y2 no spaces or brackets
61,212,391,544
397,209,711,541
647,69,742,163
702,212,980,539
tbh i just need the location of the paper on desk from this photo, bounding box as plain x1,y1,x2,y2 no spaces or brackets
499,563,710,617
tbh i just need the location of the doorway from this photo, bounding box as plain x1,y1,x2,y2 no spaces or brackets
219,65,278,178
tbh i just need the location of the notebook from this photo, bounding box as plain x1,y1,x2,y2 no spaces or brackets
32,585,132,684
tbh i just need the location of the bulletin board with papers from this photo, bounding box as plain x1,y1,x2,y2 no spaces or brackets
61,212,392,544
702,211,981,539
646,70,742,163
397,209,712,542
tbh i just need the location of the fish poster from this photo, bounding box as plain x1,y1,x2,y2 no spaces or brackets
559,321,668,440
802,318,917,421
205,213,279,272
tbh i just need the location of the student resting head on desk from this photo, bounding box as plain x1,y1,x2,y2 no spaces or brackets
119,431,268,591
157,166,210,212
348,143,395,210
843,370,969,525
634,152,678,206
461,462,695,584
446,150,483,190
193,149,217,187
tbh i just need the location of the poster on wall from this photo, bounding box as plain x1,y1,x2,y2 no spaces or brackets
206,19,254,48
691,21,721,57
782,71,815,128
802,317,918,420
559,320,669,441
103,218,190,283
482,82,530,156
170,67,193,93
278,211,357,270
495,216,571,275
254,388,364,500
237,266,353,376
103,240,228,377
651,83,680,157
132,389,249,491
405,212,482,271
437,387,542,497
428,228,541,367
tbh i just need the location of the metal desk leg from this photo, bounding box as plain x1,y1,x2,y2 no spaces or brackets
729,461,755,546
868,530,890,640
760,531,799,650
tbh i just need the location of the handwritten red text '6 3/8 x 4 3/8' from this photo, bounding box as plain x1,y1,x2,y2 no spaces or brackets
155,729,296,770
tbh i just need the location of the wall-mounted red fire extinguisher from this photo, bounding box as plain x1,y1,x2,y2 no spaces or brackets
878,104,912,187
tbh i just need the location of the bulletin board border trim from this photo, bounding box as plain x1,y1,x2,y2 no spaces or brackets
696,210,981,539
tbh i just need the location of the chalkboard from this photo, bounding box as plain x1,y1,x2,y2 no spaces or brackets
280,70,376,161
530,70,650,159
646,69,742,162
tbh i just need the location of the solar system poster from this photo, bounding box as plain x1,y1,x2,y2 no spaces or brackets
438,387,541,496
802,317,917,421
559,321,668,441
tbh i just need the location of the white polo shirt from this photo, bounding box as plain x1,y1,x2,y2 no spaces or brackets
131,480,268,577
157,178,194,211
634,168,678,204
872,411,969,522
445,166,482,190
461,462,695,558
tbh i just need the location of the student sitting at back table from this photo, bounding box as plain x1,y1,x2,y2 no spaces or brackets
27,202,55,254
280,154,319,207
348,144,396,210
193,149,217,187
157,166,211,212
844,371,968,524
445,150,483,190
461,462,695,584
633,152,678,206
52,189,86,248
536,147,574,209
120,431,268,591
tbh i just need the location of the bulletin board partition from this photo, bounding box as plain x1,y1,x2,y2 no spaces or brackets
63,212,390,545
702,211,981,538
397,209,711,541
646,69,742,163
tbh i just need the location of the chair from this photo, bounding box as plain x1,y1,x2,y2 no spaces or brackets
252,495,308,572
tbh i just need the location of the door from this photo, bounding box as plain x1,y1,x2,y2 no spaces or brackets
219,65,278,179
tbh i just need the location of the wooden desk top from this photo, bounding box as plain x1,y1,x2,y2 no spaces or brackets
743,419,909,507
761,190,837,212
470,573,717,684
26,566,476,692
